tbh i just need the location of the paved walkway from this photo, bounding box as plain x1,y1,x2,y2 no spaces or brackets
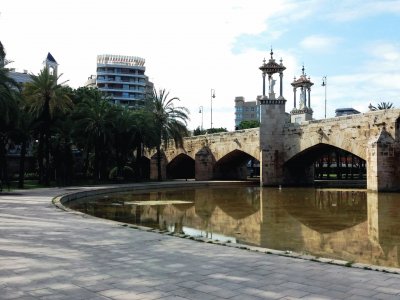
1,185,400,300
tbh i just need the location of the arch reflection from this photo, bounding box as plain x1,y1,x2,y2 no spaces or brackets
67,186,400,268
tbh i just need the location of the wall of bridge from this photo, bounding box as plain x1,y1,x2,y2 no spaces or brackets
147,108,400,191
262,109,400,191
146,128,259,180
283,110,399,162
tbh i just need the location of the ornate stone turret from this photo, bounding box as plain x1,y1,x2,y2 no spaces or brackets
259,48,286,100
259,48,288,187
290,65,314,123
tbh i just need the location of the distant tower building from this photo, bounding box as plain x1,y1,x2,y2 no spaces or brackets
94,54,153,108
234,96,260,128
44,52,58,78
290,66,314,123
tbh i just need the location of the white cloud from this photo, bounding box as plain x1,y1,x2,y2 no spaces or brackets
2,0,400,131
300,35,341,52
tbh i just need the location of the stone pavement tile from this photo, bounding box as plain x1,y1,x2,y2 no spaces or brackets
278,281,310,291
112,290,171,300
1,286,27,300
370,279,397,287
199,278,228,287
301,294,331,300
322,289,348,299
154,283,182,293
176,280,202,289
252,289,283,299
241,287,268,296
282,288,310,298
351,281,384,290
193,283,220,293
98,288,133,298
87,296,111,300
27,288,56,297
229,294,264,300
371,293,400,300
328,283,352,293
208,287,242,299
38,295,72,300
294,285,326,295
158,296,188,300
84,283,120,292
348,288,378,297
219,281,244,290
375,286,400,295
172,288,218,300
348,295,376,300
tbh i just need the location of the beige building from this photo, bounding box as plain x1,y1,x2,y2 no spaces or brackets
234,96,260,128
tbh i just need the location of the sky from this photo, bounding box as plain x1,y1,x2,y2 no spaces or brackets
1,0,400,131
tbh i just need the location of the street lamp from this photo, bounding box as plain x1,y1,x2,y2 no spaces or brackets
210,89,216,129
322,76,327,119
199,106,203,131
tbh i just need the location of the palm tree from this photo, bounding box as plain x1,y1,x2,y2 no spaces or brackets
23,67,72,185
147,88,189,181
72,89,115,181
368,102,394,111
0,43,20,190
111,107,139,179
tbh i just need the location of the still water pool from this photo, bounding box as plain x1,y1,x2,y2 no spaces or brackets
65,186,400,268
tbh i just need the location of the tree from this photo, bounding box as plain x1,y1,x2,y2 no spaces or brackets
368,102,394,111
111,107,139,179
23,67,73,185
193,126,207,136
206,127,227,134
146,88,189,181
0,42,20,189
237,120,260,130
72,89,115,181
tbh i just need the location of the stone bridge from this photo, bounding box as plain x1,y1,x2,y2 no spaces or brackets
145,128,259,181
146,108,400,192
278,109,400,191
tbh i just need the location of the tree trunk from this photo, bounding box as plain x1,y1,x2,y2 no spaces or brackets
156,144,162,181
37,133,44,184
18,139,27,189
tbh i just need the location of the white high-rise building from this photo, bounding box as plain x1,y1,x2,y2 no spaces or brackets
94,54,153,108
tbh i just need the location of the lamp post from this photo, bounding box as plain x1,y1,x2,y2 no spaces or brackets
199,106,203,131
322,76,327,119
210,89,216,129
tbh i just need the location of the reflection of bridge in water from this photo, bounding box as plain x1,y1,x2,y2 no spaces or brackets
72,187,400,268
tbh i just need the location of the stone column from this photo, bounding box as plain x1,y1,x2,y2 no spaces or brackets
293,87,296,108
195,147,215,180
260,98,287,186
308,88,311,108
150,151,167,180
262,73,266,96
279,72,283,98
367,128,400,191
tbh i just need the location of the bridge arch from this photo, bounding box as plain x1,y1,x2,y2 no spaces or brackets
166,153,195,179
214,149,258,180
283,143,366,185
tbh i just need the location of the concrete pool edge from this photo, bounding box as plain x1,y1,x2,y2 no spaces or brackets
52,180,400,276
